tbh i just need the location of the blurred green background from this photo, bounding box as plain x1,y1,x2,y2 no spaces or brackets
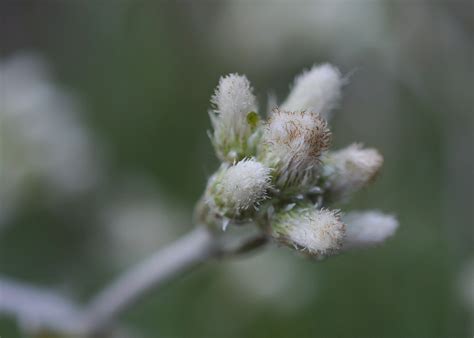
1,1,473,337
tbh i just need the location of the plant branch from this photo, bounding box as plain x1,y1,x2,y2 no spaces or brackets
0,225,268,336
81,226,217,335
0,276,83,334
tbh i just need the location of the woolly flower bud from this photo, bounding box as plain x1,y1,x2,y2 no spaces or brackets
272,206,345,258
323,143,383,203
261,109,331,189
342,211,398,250
281,64,343,121
206,159,272,220
210,73,259,162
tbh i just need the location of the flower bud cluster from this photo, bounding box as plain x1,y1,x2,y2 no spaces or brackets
199,64,398,259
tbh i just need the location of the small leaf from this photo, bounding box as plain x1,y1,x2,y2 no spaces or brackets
246,111,260,130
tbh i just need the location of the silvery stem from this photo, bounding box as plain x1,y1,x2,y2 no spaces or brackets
0,225,266,336
82,226,217,335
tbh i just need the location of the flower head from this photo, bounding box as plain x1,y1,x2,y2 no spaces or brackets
206,158,272,219
342,211,398,250
323,143,383,203
281,64,344,121
200,63,397,258
260,109,331,189
209,74,260,162
272,206,346,258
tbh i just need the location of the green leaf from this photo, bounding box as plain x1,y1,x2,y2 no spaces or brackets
246,111,260,130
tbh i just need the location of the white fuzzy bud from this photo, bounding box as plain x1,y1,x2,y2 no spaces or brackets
261,109,331,189
272,206,345,258
206,159,272,219
281,64,344,121
210,74,260,162
323,143,383,203
342,211,398,250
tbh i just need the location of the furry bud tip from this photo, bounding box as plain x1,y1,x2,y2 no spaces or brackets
206,158,272,220
210,74,260,162
261,109,331,189
323,143,383,203
281,64,344,121
272,206,346,258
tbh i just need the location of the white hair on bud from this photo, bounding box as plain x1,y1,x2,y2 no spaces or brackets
207,159,272,218
211,73,257,125
342,211,398,250
262,109,331,188
219,159,271,209
210,74,259,161
272,207,345,257
281,64,344,121
324,143,383,202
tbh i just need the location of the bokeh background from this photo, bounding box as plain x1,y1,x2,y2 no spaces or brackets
1,1,473,337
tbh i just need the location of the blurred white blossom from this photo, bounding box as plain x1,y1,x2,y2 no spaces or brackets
0,53,102,223
221,247,315,313
458,258,474,334
342,211,398,250
210,2,387,68
459,258,474,311
100,177,188,267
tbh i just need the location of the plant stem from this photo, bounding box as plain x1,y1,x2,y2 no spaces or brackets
0,225,267,336
81,226,217,335
0,276,84,333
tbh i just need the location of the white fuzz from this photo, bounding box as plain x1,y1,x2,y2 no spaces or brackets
261,109,330,188
272,207,345,257
324,143,383,202
210,74,259,161
207,159,272,219
281,64,343,121
211,73,257,126
342,211,398,250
